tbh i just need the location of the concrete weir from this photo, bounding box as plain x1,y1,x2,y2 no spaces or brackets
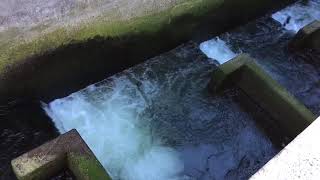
208,54,316,140
0,0,295,102
11,129,111,180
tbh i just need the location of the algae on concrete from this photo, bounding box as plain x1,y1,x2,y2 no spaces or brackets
11,129,110,180
68,153,111,180
0,0,295,102
0,0,223,73
209,54,316,139
0,0,226,102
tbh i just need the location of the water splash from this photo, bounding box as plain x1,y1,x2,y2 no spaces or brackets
44,76,184,180
272,0,320,32
44,43,276,180
200,37,238,64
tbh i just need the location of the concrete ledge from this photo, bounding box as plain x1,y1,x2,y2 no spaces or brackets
0,0,295,102
208,54,316,139
250,116,320,180
11,129,110,180
289,20,320,51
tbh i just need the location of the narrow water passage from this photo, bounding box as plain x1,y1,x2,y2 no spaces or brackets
0,0,316,179
44,43,276,180
43,1,320,179
200,0,320,115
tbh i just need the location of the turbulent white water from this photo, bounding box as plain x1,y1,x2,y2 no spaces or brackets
199,37,237,64
44,43,276,180
272,0,320,32
42,1,320,179
44,77,184,180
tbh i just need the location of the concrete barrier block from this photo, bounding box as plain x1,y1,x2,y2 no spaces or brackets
209,54,316,139
208,54,250,92
11,129,110,180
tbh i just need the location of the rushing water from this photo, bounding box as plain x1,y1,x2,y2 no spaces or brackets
199,38,237,64
43,1,320,180
44,42,276,180
201,0,320,115
272,0,320,32
1,0,320,179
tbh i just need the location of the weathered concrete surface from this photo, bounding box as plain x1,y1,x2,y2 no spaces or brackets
289,20,320,51
0,0,295,103
250,116,320,180
208,54,247,92
11,129,110,180
209,54,316,140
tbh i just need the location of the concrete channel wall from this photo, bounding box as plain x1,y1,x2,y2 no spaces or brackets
249,21,320,180
250,117,320,180
0,0,295,103
208,54,316,141
11,129,111,180
6,1,298,179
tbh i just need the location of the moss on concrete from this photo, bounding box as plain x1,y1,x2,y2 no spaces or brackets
0,0,227,102
68,153,111,180
241,61,316,138
209,54,316,139
11,129,110,180
0,0,223,73
0,0,295,103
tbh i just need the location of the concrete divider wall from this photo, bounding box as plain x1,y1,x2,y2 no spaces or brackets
11,129,110,180
289,20,320,51
0,0,295,103
209,54,316,139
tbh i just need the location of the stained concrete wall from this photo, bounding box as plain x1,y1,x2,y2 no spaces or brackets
0,0,295,103
209,54,316,140
11,129,110,180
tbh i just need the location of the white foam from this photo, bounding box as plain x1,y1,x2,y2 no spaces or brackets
272,0,320,32
43,45,277,179
200,37,237,64
43,76,184,180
